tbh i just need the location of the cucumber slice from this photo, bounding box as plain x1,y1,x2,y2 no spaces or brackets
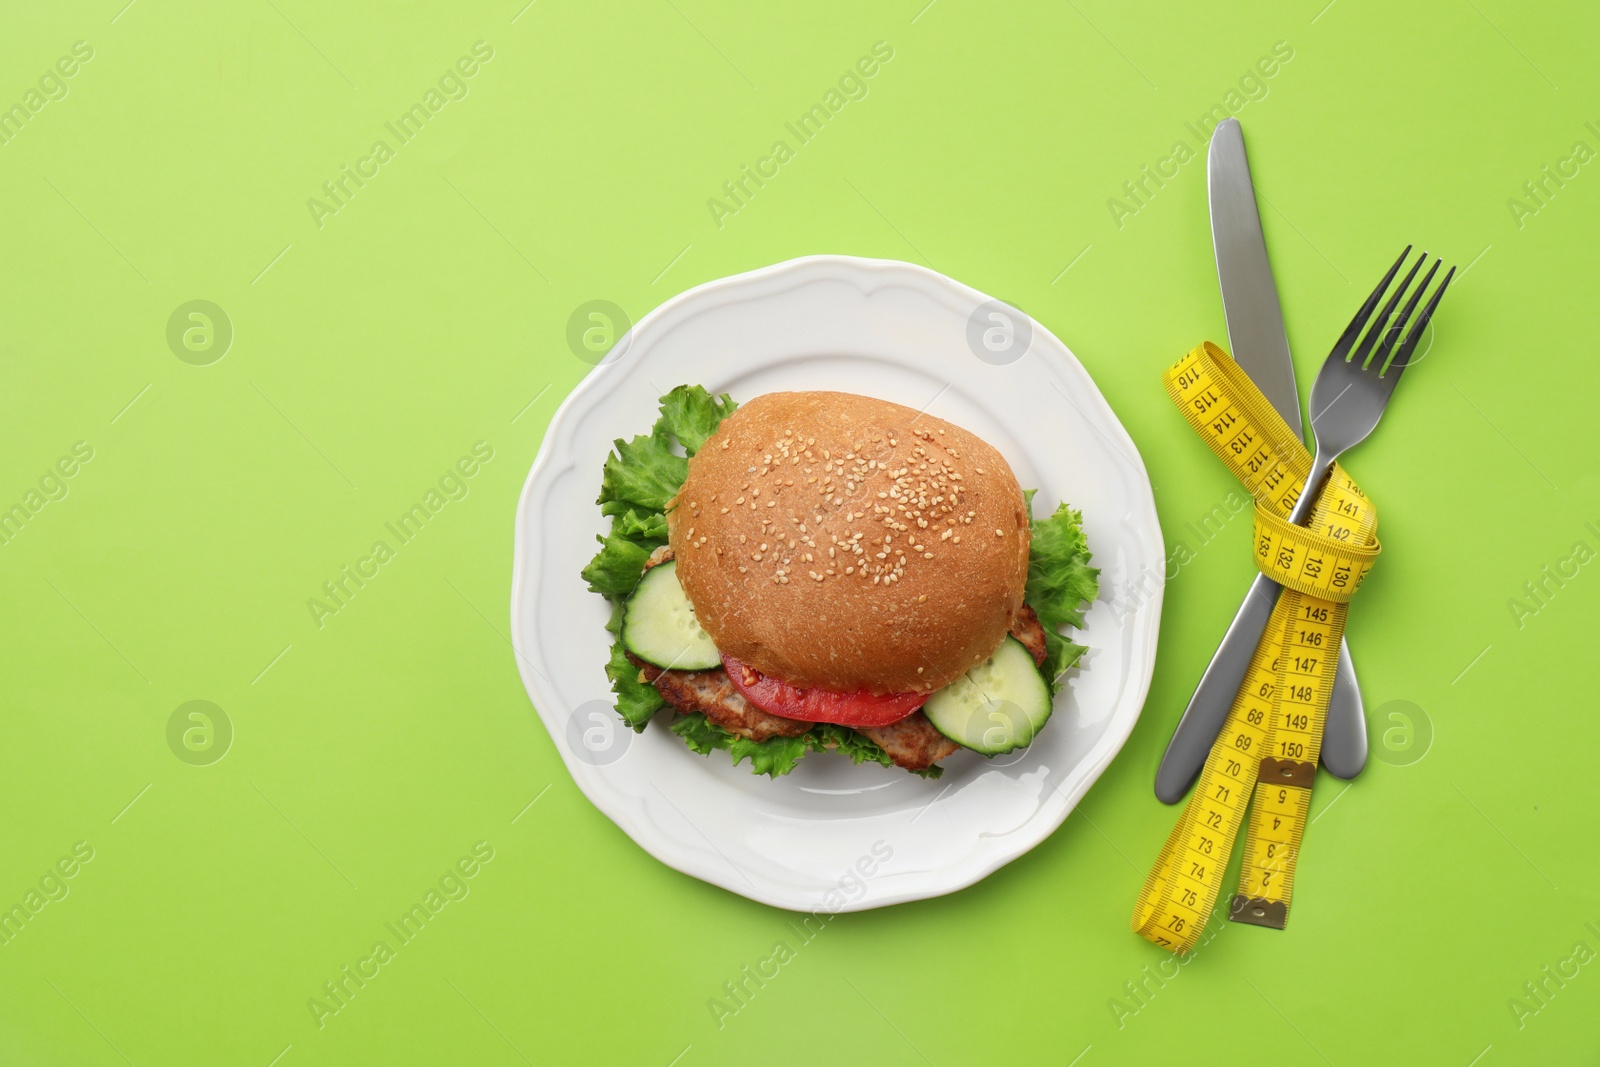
621,561,721,670
923,637,1052,756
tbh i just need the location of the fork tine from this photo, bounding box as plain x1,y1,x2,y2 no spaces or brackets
1330,246,1411,361
1351,251,1425,368
1390,264,1455,369
1373,258,1441,376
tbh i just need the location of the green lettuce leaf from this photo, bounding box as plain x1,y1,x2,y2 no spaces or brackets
668,711,730,755
805,722,894,769
728,734,812,777
605,640,665,729
666,712,933,778
598,432,686,515
609,505,669,542
588,386,739,731
810,724,943,779
595,388,737,514
655,385,737,456
582,529,659,599
668,713,809,777
1025,500,1100,693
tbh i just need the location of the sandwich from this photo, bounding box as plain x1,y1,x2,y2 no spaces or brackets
582,386,1098,777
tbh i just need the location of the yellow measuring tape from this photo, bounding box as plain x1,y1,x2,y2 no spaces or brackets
1133,342,1380,953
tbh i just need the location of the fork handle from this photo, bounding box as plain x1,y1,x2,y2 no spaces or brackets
1322,639,1368,779
1274,444,1369,776
1154,571,1282,803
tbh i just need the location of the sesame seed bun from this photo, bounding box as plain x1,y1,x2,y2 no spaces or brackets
668,391,1031,694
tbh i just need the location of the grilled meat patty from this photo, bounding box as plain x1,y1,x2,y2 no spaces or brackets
629,656,810,742
631,548,1048,773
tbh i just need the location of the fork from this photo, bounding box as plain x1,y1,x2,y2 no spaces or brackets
1154,247,1454,804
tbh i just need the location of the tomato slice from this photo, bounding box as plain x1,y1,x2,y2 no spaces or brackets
722,655,925,727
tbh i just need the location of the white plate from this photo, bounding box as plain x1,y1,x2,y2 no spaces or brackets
510,256,1163,912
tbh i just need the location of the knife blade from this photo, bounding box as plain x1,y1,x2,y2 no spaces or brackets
1153,118,1367,804
1208,118,1299,433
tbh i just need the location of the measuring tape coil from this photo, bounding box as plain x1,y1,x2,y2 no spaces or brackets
1133,342,1379,953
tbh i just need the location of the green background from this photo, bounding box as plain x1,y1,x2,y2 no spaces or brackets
3,0,1597,1063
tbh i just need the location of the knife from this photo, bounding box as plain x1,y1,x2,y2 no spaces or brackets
1153,118,1368,805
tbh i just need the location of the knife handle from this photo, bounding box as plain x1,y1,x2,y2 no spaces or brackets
1155,572,1281,804
1155,573,1368,803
